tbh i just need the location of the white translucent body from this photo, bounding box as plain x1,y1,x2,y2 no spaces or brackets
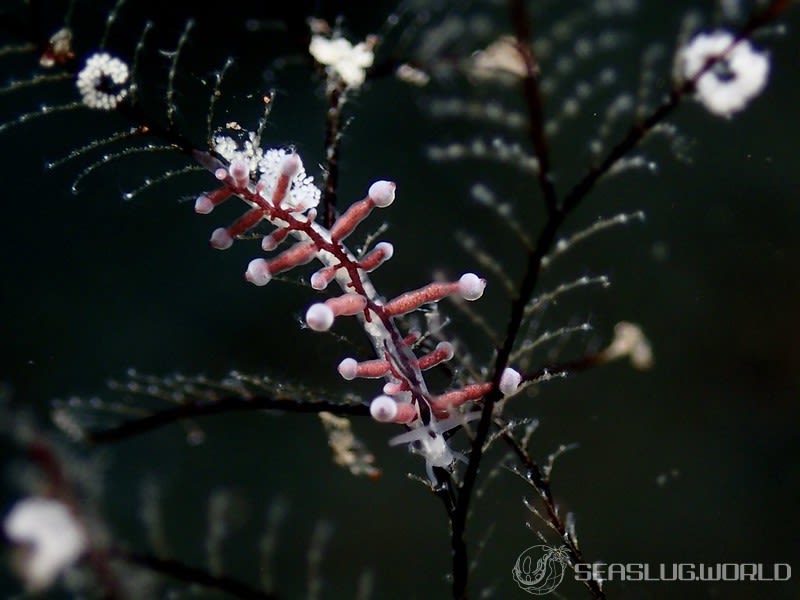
389,412,482,481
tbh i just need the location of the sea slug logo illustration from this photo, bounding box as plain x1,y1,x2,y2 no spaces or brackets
512,545,569,595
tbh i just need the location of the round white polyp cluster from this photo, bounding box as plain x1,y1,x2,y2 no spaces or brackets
3,497,87,591
76,52,130,110
680,30,769,117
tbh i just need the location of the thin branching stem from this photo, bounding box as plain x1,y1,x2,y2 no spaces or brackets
509,0,557,215
322,82,346,227
522,353,604,384
452,206,565,599
117,550,277,600
87,396,368,444
498,429,603,597
449,2,792,598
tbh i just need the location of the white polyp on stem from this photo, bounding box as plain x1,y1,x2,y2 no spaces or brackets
245,258,272,286
499,367,522,395
367,180,396,207
458,273,486,301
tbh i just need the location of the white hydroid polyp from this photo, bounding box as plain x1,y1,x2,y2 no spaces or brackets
680,30,769,117
3,497,87,591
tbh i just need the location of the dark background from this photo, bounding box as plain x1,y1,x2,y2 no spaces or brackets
0,1,798,598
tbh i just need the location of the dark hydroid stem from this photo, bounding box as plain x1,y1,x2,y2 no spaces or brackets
116,550,277,600
322,82,346,228
87,396,369,444
450,1,793,598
